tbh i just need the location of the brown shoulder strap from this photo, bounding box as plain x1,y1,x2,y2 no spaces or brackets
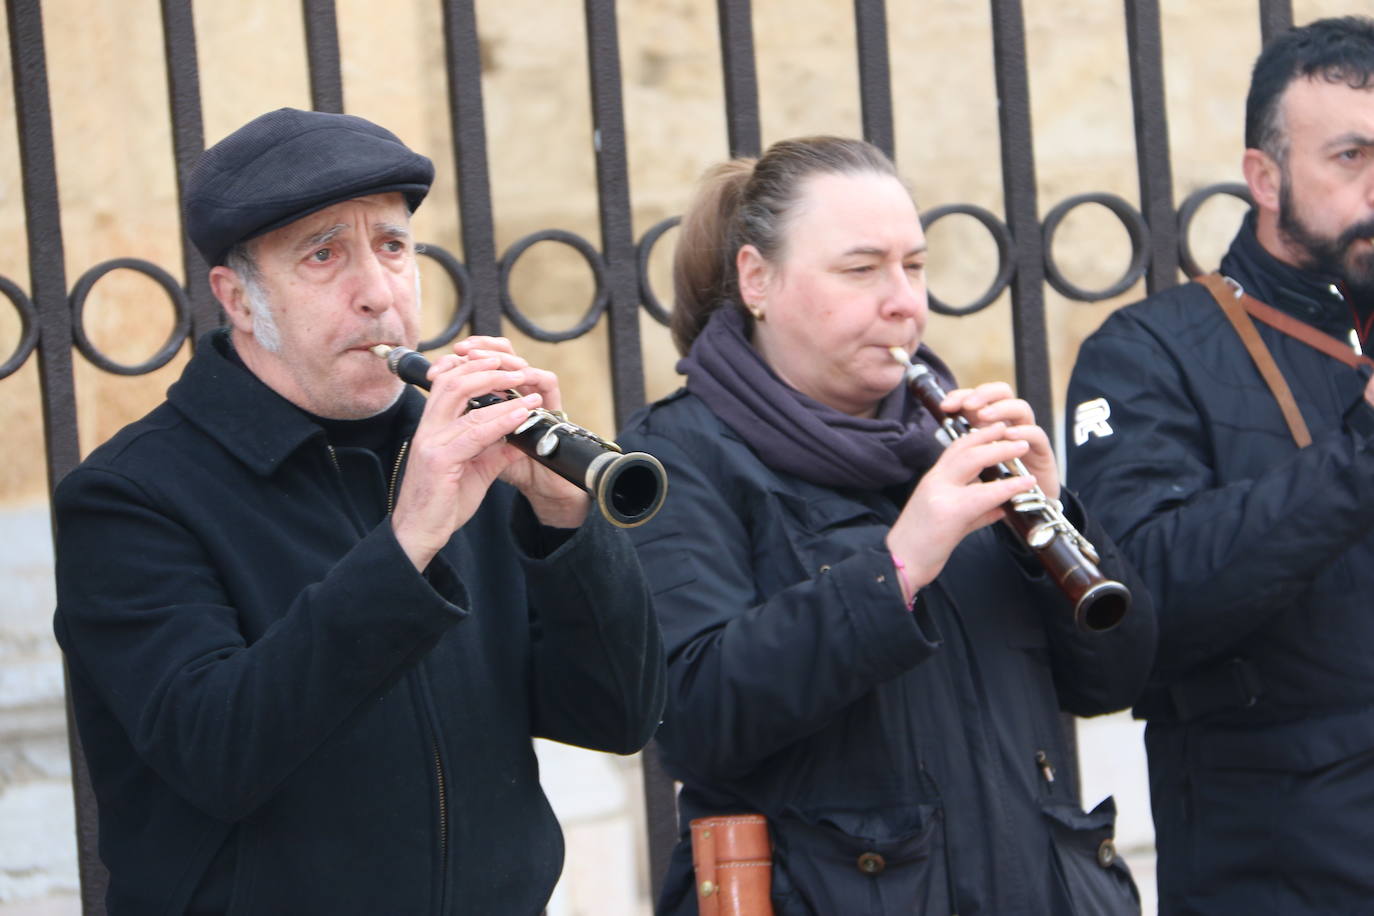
1238,292,1374,371
1198,272,1312,448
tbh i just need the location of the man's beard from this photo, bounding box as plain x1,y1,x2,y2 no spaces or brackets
1277,170,1374,302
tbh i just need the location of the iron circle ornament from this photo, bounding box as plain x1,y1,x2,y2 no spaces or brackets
1042,193,1150,302
498,229,609,343
0,275,39,380
70,258,191,375
415,242,473,352
1177,182,1251,278
636,215,681,326
920,204,1015,316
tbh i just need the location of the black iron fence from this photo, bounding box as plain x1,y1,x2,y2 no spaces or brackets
2,0,1292,911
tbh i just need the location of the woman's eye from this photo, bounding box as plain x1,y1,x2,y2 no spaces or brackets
311,248,332,263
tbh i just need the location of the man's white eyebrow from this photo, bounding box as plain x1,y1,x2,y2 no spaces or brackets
293,223,348,253
376,222,411,240
291,221,410,253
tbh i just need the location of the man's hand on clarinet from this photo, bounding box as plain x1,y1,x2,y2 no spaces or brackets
448,337,589,529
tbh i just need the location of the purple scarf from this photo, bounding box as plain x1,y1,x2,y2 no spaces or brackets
678,305,954,489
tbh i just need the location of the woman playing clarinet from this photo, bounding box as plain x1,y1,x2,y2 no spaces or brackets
617,136,1157,916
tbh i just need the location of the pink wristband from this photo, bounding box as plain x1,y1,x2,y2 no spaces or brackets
890,553,918,611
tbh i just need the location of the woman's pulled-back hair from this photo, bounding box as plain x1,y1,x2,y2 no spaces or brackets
670,136,901,355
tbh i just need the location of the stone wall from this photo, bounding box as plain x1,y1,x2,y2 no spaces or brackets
0,0,1353,912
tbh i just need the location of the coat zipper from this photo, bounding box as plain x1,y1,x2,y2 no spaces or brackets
387,439,410,516
433,739,449,878
1330,282,1370,356
330,438,450,901
1034,749,1056,789
384,439,450,896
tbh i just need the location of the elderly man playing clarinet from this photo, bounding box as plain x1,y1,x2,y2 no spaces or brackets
51,107,665,915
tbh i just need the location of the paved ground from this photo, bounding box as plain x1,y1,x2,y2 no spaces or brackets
0,897,78,916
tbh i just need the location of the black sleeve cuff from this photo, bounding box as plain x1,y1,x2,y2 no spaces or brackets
509,493,579,558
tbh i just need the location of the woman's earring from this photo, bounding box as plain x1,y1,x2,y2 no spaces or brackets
747,303,765,322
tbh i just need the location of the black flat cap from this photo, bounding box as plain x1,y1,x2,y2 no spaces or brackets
185,108,434,266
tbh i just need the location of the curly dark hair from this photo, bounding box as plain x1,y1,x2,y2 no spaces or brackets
1246,16,1374,163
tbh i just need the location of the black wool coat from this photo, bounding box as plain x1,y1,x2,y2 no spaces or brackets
619,390,1156,915
53,330,665,915
1068,216,1374,915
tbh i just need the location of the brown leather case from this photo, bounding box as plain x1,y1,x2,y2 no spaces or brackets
690,814,774,916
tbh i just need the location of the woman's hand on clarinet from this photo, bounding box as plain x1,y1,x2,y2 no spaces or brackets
885,421,1042,592
448,337,590,529
940,382,1060,500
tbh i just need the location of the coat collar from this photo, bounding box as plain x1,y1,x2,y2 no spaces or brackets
167,329,425,476
1220,212,1357,340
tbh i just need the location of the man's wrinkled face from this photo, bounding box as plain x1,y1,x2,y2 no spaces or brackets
229,193,421,419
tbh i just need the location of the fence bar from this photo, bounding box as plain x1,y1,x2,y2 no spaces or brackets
1124,0,1177,293
7,2,107,912
716,0,762,157
1259,0,1294,47
441,0,500,337
987,0,1052,430
303,0,345,114
640,743,677,906
580,0,671,888
9,0,77,596
583,0,646,431
161,0,216,341
853,0,894,159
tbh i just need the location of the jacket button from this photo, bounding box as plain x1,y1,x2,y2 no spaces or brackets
857,851,886,874
1097,838,1116,867
819,564,831,574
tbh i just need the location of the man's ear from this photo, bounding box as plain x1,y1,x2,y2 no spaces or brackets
1243,147,1282,215
736,244,772,312
210,265,254,334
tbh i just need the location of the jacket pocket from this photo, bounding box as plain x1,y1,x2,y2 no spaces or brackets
764,490,886,596
1042,796,1139,916
768,805,950,915
771,491,885,561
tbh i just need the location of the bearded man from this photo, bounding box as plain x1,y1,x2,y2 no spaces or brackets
1066,16,1374,916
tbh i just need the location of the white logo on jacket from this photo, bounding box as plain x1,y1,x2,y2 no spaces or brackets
1073,398,1114,445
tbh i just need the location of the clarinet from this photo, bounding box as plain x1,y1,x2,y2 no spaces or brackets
371,345,668,529
889,347,1130,632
